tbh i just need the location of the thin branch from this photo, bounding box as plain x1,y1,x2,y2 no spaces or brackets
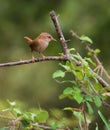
0,56,81,67
50,10,70,57
82,103,89,130
37,124,51,130
0,56,67,67
102,100,110,109
97,76,110,88
86,44,110,81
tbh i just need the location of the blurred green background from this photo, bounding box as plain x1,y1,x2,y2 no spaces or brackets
0,0,110,129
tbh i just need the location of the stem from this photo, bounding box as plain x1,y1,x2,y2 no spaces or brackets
50,11,70,57
0,56,67,67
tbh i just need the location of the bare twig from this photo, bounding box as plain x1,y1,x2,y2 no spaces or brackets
0,56,81,67
50,10,70,57
0,56,67,67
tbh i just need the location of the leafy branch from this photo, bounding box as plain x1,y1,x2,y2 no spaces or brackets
70,30,110,81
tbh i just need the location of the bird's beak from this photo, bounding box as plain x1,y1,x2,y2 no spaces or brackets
52,37,57,41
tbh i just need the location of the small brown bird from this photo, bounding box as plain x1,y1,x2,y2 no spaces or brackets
24,32,56,61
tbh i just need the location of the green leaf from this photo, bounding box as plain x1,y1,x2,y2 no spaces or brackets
93,95,102,107
51,122,58,130
84,95,93,102
7,100,16,107
52,70,65,78
64,107,73,112
22,112,36,123
23,112,32,121
82,60,89,67
13,108,22,116
35,111,49,123
76,71,83,80
95,123,99,130
73,111,84,122
80,35,93,44
73,87,83,104
98,110,110,130
21,119,30,127
87,51,93,56
63,87,73,95
86,102,94,115
85,58,96,66
21,112,33,127
69,48,75,52
59,87,73,99
94,49,101,54
58,52,64,56
2,108,10,112
59,63,71,71
60,87,83,103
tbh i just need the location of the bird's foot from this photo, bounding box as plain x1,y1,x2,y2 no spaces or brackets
40,53,46,60
42,55,46,60
32,56,36,62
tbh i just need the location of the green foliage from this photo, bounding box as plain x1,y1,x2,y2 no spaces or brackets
1,100,50,129
80,35,93,44
52,70,65,78
98,110,110,130
35,111,49,123
93,95,102,108
86,102,94,115
52,44,109,129
0,100,75,129
87,49,101,56
59,87,83,104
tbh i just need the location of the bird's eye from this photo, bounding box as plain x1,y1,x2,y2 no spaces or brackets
47,35,51,39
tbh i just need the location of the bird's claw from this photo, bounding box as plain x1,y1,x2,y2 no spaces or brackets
32,56,36,62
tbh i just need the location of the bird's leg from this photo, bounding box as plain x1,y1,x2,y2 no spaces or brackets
32,55,36,62
31,52,36,62
39,53,46,59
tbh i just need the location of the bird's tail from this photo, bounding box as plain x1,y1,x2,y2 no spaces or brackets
24,36,33,44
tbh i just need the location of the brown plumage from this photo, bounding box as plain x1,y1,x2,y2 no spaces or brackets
24,32,56,60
